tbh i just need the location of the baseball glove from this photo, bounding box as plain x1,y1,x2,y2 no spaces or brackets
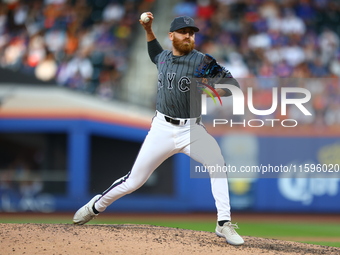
194,54,239,96
194,54,233,80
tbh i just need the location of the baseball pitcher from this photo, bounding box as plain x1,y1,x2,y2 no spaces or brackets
73,12,244,246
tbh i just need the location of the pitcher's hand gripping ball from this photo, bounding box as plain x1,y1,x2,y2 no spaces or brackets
140,12,150,23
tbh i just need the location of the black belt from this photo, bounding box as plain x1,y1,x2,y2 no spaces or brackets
164,116,201,125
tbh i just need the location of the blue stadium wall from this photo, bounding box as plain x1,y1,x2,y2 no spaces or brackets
0,117,339,213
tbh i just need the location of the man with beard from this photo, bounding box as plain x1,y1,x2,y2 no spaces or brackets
73,13,244,246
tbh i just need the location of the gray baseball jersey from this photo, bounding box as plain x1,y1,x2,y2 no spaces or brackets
153,49,204,118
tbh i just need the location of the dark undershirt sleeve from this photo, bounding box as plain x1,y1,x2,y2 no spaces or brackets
221,77,240,97
147,39,163,64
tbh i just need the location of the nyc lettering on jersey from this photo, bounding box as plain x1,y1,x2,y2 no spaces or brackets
158,72,191,92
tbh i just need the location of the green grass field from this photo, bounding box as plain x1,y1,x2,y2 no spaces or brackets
1,214,339,248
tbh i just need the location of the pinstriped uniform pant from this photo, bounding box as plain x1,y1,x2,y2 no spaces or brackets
95,111,231,221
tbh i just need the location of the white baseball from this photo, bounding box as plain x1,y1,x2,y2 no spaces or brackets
140,12,150,23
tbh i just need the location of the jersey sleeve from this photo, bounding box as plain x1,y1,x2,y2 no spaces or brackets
147,39,163,64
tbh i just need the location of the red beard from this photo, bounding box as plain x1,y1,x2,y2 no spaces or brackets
173,36,195,55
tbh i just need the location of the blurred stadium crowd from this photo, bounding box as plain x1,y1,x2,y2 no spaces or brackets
0,0,340,126
0,0,154,98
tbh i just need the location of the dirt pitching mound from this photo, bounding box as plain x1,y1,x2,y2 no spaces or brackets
1,223,339,255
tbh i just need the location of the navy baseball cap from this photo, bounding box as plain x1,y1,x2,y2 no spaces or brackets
169,16,199,32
